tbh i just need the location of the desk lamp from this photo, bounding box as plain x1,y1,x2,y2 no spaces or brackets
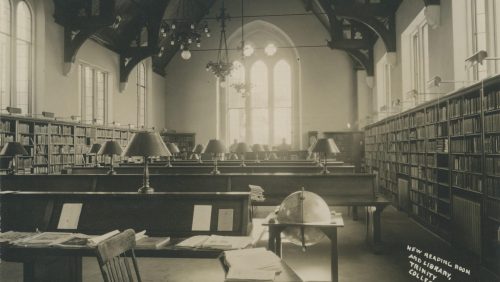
203,139,226,175
192,144,204,163
88,143,102,167
312,138,340,174
252,144,264,163
123,131,171,193
98,140,123,175
263,145,270,160
166,143,180,167
0,142,29,175
235,142,252,167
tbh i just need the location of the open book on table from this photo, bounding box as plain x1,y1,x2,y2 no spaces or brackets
176,235,253,250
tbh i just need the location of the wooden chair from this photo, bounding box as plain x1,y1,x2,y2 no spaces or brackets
95,229,142,282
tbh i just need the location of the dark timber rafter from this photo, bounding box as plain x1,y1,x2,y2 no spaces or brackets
119,0,170,86
306,0,400,76
333,4,396,53
423,0,440,6
54,0,116,74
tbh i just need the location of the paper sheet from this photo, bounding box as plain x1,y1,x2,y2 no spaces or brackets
57,203,83,230
217,209,234,231
192,205,212,231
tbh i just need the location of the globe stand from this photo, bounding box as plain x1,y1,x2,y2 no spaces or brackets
264,215,344,282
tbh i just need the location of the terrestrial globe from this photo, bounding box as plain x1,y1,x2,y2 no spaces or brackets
276,189,331,247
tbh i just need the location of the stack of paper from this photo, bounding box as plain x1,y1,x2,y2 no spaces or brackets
176,235,253,250
224,247,283,273
0,231,38,244
223,248,283,281
135,237,171,249
249,185,265,202
87,230,120,247
14,232,74,246
225,268,275,282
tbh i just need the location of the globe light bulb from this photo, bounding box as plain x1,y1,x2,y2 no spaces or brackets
243,44,254,57
264,43,277,56
181,49,192,60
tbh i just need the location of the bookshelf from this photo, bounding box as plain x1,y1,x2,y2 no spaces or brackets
0,115,137,174
322,131,364,172
160,132,196,156
364,74,500,274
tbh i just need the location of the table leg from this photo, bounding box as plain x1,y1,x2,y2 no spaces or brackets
23,256,82,282
366,206,387,253
331,229,338,282
321,227,339,282
352,206,359,221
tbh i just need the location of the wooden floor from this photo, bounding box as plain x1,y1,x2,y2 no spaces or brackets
0,206,496,281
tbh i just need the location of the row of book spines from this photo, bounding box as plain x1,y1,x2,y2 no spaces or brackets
484,90,500,111
449,138,482,153
484,157,500,176
485,199,500,221
484,178,500,196
484,112,500,132
0,120,14,132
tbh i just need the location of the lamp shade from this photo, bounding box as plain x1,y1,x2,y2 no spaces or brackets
166,143,181,154
98,140,123,156
252,144,264,152
203,139,227,154
193,144,205,154
235,142,252,154
88,143,102,154
123,131,171,157
0,142,29,157
312,138,340,154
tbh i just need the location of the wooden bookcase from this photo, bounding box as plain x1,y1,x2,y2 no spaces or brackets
0,115,137,174
160,132,196,154
364,74,500,274
323,131,364,172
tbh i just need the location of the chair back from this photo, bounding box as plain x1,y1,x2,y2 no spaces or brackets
95,229,142,282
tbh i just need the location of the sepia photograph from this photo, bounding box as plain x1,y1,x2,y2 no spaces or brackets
0,0,499,281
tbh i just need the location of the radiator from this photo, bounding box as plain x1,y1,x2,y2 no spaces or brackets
452,196,481,256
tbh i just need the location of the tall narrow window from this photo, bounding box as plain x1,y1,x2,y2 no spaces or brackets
15,1,31,114
227,61,246,143
95,70,105,124
0,0,11,110
273,60,292,144
80,63,108,124
83,66,94,123
250,61,269,145
137,63,146,127
472,0,487,80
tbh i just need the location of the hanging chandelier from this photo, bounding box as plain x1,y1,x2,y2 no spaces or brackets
230,0,253,97
206,2,233,83
159,0,211,60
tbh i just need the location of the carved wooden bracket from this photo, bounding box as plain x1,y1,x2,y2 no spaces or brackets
346,48,374,76
334,7,396,53
56,0,116,75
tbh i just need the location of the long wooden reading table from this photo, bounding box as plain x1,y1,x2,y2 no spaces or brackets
0,191,302,282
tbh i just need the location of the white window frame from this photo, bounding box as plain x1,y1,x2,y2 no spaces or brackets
79,62,108,125
137,62,147,128
1,0,34,114
225,56,294,147
402,8,429,110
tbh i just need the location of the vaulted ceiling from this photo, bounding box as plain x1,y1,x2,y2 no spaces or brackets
52,0,439,83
